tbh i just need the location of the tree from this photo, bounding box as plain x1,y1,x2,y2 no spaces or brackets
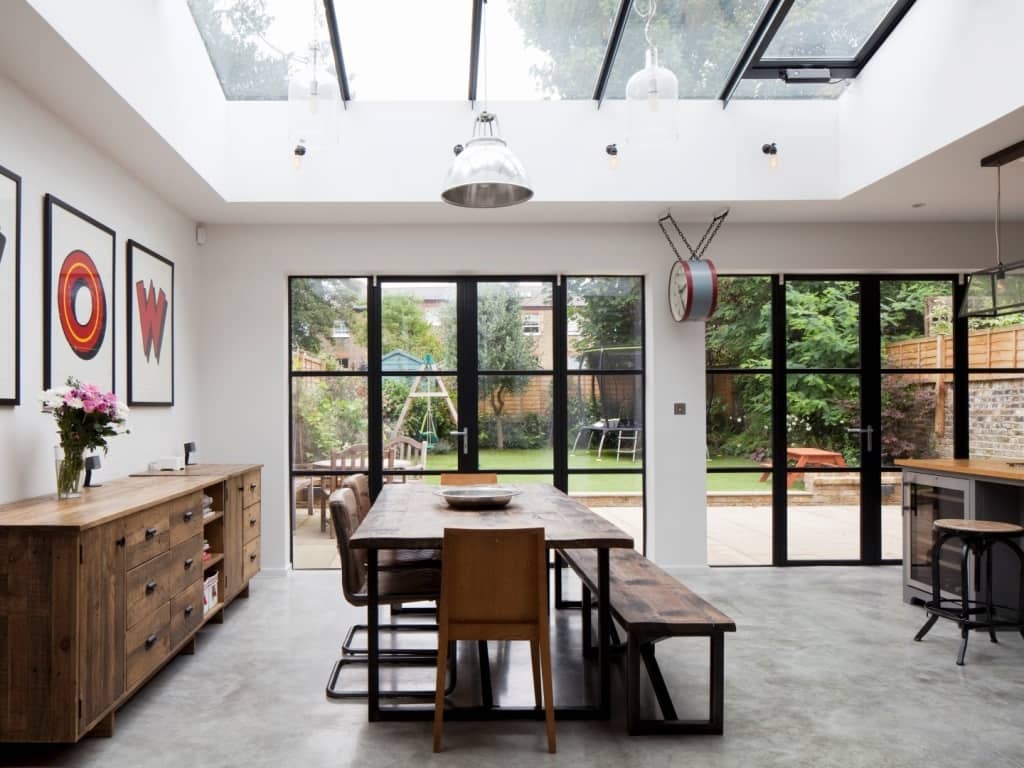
476,285,540,449
569,277,642,355
290,278,358,357
188,0,289,99
351,294,443,364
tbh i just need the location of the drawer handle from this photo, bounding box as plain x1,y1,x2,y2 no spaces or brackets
250,483,257,491
145,634,158,649
249,517,257,527
184,604,194,617
183,510,194,522
145,527,158,540
145,580,158,594
238,486,244,492
249,552,257,562
115,536,126,547
184,558,194,569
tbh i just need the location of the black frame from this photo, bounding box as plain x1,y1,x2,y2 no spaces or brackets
43,194,116,392
0,163,21,406
126,239,175,406
708,273,964,567
287,274,647,567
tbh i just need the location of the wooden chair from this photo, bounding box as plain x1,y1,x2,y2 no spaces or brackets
433,527,555,753
439,473,499,486
384,436,427,482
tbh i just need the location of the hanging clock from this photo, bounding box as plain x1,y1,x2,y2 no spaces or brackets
668,257,718,322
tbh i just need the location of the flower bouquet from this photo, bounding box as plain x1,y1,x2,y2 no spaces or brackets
40,378,129,499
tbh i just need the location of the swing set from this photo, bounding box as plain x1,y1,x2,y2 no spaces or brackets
390,354,459,448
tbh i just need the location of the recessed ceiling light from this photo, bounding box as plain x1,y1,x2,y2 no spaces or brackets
911,202,927,208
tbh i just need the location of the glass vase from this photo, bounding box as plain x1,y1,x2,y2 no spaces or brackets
55,446,85,500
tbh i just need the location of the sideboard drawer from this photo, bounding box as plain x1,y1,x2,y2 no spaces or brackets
126,603,170,690
168,492,204,547
170,580,204,647
243,537,260,583
169,534,203,596
126,551,171,629
243,502,261,545
125,506,170,569
242,470,261,508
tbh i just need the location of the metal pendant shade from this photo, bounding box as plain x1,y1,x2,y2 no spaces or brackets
441,112,533,209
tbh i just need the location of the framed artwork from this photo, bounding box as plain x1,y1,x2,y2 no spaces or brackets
0,164,20,405
44,195,116,391
126,240,174,405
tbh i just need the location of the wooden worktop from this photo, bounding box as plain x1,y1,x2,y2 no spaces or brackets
129,463,262,478
896,458,1024,483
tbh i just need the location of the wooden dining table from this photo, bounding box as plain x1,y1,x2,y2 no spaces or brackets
349,482,634,722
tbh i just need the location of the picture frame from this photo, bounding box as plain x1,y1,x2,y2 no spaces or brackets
43,194,116,392
0,163,20,405
126,239,174,405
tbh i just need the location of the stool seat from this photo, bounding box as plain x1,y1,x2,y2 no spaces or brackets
933,518,1024,536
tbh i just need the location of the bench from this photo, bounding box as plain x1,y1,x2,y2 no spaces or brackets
555,549,736,735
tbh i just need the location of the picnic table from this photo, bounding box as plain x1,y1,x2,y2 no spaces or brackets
759,447,847,488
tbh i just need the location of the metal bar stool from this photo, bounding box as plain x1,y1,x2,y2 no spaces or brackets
914,518,1024,665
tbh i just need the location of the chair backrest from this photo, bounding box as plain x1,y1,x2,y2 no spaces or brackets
440,473,499,486
439,528,546,627
329,488,366,602
386,436,425,462
332,443,370,471
342,474,371,523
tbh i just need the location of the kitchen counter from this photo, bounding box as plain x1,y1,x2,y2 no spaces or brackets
896,458,1024,484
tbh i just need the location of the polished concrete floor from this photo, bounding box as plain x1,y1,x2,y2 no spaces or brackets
5,567,1024,767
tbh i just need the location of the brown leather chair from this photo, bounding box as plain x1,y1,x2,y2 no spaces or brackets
433,527,555,753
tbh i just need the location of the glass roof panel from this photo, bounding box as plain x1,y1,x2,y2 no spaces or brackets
763,0,899,60
605,0,770,99
484,1,618,100
335,0,470,100
188,0,336,100
732,78,848,99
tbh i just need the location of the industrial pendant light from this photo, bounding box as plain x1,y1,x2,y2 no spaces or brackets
441,2,533,208
625,1,678,144
960,154,1024,318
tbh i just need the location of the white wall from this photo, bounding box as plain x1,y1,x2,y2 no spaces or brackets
196,220,999,574
0,74,203,502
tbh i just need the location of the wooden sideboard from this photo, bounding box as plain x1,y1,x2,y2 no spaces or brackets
0,464,262,742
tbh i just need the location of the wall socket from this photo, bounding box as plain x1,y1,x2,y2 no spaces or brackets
673,402,686,415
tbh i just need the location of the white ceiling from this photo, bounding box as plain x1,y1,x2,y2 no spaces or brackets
2,0,1022,226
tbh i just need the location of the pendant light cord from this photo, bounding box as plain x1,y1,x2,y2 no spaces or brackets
996,165,1003,268
634,0,657,48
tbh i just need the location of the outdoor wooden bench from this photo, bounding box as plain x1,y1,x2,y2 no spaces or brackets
555,548,736,735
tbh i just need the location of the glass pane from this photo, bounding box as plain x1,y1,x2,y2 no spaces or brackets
970,374,1024,460
786,373,860,465
906,479,966,594
380,282,457,370
786,280,860,369
478,282,553,371
292,474,340,570
479,376,553,469
881,376,953,464
881,280,954,368
731,78,847,99
881,471,902,561
606,0,771,99
188,0,336,100
290,278,367,371
763,0,899,60
706,276,771,368
707,373,772,463
335,0,469,100
485,1,617,99
290,376,368,470
382,374,458,475
966,313,1024,368
707,472,771,565
568,475,643,553
569,373,643,468
567,277,642,369
787,471,860,560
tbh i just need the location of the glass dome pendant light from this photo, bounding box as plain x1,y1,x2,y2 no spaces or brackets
625,0,679,143
441,2,533,208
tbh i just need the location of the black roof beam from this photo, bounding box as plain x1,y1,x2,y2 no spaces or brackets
592,0,631,107
323,0,351,106
981,140,1024,168
468,0,484,104
719,0,796,107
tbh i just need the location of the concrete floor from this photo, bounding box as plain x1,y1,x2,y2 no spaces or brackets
5,567,1024,767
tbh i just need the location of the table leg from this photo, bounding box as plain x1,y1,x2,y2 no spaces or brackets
598,548,610,719
367,549,380,721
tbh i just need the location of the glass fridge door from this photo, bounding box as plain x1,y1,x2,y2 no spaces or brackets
904,472,970,596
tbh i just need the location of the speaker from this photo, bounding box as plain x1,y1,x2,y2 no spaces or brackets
196,225,207,246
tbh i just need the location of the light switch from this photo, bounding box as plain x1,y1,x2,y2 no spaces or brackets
673,403,686,415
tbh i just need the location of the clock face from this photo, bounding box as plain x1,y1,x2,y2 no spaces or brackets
668,260,689,322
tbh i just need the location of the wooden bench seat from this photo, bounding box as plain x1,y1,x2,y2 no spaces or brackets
556,548,736,735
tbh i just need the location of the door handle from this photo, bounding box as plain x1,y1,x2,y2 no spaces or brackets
449,429,469,455
846,425,874,452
